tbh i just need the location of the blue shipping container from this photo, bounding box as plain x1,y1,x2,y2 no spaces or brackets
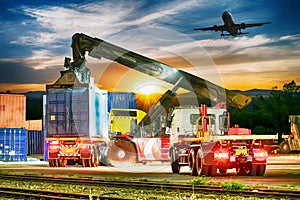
45,83,109,139
108,92,136,112
0,128,27,161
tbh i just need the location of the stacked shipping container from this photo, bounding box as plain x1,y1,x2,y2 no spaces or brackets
108,92,136,112
26,120,44,155
0,94,27,161
0,94,26,128
0,128,27,161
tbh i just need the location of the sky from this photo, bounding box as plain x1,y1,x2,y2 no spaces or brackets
0,0,299,93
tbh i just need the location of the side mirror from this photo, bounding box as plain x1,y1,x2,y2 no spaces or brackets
219,113,229,132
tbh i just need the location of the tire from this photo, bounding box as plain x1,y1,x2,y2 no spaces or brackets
107,140,136,166
82,158,92,167
196,150,207,176
171,149,180,174
250,164,258,176
201,165,210,176
91,148,99,167
171,159,180,174
256,164,266,176
189,150,197,176
280,141,291,154
210,165,217,176
82,159,86,167
59,159,67,167
54,159,60,167
49,159,55,167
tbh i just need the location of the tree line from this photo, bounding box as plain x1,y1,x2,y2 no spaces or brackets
230,80,300,141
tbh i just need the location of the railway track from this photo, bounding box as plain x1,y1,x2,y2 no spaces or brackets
0,186,124,200
0,174,299,199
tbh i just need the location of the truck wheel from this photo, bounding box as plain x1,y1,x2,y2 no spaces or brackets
256,164,266,176
280,141,291,154
210,165,217,176
196,151,208,176
201,165,210,176
82,158,92,167
55,159,60,167
59,159,67,167
49,159,55,167
189,150,197,176
171,159,180,174
171,150,180,173
82,159,86,167
250,164,258,176
91,148,99,167
107,140,136,166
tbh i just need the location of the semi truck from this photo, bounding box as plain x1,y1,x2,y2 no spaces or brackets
45,33,277,174
45,74,110,167
169,105,274,176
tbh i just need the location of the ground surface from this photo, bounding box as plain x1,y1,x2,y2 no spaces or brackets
0,154,299,189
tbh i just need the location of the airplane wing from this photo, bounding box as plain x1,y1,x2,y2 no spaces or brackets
194,25,226,32
235,22,272,29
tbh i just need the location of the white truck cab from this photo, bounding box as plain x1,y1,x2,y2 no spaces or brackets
169,106,228,145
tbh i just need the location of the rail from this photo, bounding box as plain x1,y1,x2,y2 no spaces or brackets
0,186,123,200
0,174,299,199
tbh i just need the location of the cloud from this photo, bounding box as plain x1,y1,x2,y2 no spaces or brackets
0,57,61,84
10,0,203,50
2,1,299,92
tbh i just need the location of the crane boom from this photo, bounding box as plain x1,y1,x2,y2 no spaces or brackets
70,33,251,108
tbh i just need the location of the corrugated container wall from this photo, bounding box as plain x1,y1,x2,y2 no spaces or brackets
0,94,26,128
45,80,108,140
0,128,27,161
27,130,44,155
108,92,136,112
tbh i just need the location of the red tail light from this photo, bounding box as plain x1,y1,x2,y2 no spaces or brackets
253,149,268,159
49,144,60,151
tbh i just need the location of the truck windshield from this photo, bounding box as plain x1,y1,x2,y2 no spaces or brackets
219,114,229,132
190,114,200,125
111,110,137,117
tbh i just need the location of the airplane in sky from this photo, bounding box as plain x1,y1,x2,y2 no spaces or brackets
194,11,271,37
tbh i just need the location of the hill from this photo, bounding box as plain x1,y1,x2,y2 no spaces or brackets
232,89,273,98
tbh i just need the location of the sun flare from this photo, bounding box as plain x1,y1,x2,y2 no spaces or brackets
136,83,161,95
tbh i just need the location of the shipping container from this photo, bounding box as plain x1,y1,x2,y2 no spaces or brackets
25,120,42,131
45,81,109,139
0,128,27,161
108,92,136,112
0,94,26,128
27,130,44,155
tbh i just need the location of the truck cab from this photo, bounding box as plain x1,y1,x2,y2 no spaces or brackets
169,106,228,145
